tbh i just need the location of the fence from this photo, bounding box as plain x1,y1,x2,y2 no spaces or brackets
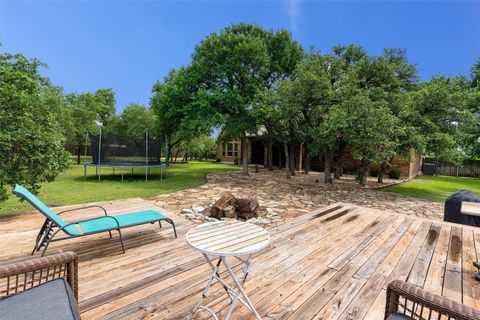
423,158,480,178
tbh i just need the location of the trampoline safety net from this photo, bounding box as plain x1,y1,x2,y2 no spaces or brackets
91,134,163,165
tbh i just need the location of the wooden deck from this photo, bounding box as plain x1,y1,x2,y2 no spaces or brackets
1,198,479,319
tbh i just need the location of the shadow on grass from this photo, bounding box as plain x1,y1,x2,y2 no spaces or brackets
76,173,168,182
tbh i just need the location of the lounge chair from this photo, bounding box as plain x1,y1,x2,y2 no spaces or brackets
385,280,480,320
13,185,177,256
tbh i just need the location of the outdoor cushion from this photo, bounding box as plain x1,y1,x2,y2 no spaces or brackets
387,313,413,320
0,278,80,320
78,210,167,234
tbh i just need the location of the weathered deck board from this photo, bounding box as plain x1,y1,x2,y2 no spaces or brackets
0,199,479,320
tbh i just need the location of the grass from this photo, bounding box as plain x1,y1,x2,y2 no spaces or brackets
384,175,480,203
1,161,240,215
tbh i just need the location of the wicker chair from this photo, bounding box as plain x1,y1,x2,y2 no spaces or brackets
0,252,79,320
385,280,480,320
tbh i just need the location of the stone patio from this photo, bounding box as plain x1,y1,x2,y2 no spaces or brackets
151,170,444,222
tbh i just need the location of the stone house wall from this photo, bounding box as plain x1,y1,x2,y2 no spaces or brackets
216,139,421,179
332,145,421,178
216,139,251,163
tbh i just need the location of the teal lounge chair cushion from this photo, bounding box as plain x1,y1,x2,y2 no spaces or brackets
14,185,81,235
78,210,167,234
13,185,68,229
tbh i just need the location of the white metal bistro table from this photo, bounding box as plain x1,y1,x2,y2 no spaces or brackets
186,220,270,320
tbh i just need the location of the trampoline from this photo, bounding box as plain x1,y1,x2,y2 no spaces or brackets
84,131,168,182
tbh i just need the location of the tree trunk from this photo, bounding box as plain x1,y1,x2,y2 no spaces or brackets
167,144,173,164
298,143,303,172
289,143,296,176
278,147,282,169
283,143,291,179
268,138,273,171
77,146,81,165
378,161,389,184
334,141,346,179
378,157,394,183
241,136,249,175
174,150,180,163
303,145,311,174
324,149,334,184
359,159,370,186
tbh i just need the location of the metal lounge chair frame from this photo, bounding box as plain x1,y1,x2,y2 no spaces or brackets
13,185,177,257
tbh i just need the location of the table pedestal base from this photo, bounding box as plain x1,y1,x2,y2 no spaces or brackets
188,253,262,320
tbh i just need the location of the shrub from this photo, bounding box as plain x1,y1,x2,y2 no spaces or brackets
369,168,379,177
216,157,222,163
388,169,401,179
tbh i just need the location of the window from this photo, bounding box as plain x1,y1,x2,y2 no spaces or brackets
222,142,239,157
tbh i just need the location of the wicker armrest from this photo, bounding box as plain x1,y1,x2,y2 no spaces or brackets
385,280,480,320
0,252,78,301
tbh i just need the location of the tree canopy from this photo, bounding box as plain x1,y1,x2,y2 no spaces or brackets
191,23,303,174
150,66,217,162
108,103,156,137
0,52,70,200
149,23,479,184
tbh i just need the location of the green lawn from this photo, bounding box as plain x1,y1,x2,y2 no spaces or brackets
384,175,480,203
1,161,240,215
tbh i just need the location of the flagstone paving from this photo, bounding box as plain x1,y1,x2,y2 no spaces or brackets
151,170,443,222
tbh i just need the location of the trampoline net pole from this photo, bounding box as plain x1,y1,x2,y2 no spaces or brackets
98,127,102,182
145,130,148,181
84,132,88,179
165,133,169,166
84,133,88,164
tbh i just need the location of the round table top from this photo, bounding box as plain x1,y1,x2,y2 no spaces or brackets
186,220,271,257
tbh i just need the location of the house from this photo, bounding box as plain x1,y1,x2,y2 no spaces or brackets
216,138,423,179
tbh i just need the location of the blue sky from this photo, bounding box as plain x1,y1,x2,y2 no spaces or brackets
1,1,479,112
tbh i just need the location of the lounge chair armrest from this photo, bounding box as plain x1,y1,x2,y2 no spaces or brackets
385,280,480,320
57,205,108,216
0,252,78,301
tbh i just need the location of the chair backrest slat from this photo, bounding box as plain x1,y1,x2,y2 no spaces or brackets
13,185,66,227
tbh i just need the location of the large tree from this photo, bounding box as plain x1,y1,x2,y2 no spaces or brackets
347,93,400,185
151,67,216,163
253,86,303,179
409,76,471,164
343,49,421,185
112,103,156,137
278,46,369,183
192,23,303,175
65,92,100,164
471,58,480,88
0,53,70,200
278,53,334,180
94,88,116,127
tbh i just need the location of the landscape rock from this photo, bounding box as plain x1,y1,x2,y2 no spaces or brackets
180,209,194,215
247,217,271,225
152,169,444,223
192,205,205,214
